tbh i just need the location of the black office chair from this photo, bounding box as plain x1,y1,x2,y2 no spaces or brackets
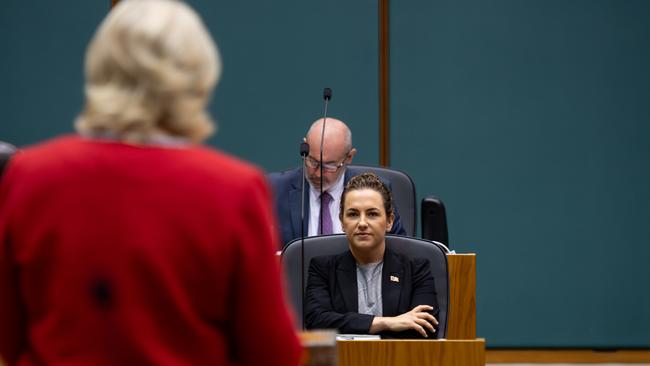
421,195,449,246
281,234,449,338
267,164,417,238
347,165,416,237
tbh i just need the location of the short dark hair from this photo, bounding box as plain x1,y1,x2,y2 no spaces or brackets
339,172,394,219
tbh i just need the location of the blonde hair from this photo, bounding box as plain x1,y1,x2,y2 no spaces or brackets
75,0,221,143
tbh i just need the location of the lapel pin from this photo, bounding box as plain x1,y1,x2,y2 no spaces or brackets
390,275,399,283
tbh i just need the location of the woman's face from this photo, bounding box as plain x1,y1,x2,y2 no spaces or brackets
341,188,394,254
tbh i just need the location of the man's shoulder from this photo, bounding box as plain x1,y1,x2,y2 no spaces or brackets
266,166,302,188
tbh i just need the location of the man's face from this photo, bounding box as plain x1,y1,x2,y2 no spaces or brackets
304,135,352,191
341,188,394,255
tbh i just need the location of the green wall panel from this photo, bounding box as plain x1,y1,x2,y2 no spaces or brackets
0,2,107,145
1,1,380,171
390,0,650,347
188,0,380,170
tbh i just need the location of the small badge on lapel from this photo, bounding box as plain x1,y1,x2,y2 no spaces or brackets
390,275,400,283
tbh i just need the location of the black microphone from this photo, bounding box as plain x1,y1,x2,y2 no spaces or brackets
300,142,309,157
319,88,331,234
323,87,332,101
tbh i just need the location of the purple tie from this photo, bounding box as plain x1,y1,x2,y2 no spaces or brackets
318,191,334,235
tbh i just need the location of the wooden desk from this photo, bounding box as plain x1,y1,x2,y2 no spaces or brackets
446,253,476,339
337,339,485,366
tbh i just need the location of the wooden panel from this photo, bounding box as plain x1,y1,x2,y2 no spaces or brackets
446,253,476,339
299,330,338,366
486,349,650,363
338,339,485,366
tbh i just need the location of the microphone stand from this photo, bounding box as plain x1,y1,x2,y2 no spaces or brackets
299,141,309,330
319,87,332,235
300,88,332,330
302,87,330,329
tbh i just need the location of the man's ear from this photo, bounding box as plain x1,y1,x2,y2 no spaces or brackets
347,148,357,163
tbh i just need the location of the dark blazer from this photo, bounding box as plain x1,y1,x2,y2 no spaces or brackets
304,247,439,339
267,166,406,247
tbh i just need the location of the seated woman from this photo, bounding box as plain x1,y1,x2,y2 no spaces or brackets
305,173,439,338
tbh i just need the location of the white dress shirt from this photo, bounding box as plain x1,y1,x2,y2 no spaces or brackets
307,171,345,236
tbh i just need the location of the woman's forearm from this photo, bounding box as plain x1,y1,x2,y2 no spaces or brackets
369,316,389,334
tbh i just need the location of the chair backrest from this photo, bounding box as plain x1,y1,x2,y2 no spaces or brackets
281,234,449,338
421,195,449,246
347,165,416,236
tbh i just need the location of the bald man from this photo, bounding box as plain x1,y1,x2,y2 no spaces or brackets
268,118,406,247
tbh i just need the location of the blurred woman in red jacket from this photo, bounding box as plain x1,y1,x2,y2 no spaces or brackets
0,1,301,365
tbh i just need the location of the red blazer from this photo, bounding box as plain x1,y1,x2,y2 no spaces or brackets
0,135,301,366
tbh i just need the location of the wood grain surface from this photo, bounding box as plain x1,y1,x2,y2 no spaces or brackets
446,253,477,339
338,339,485,366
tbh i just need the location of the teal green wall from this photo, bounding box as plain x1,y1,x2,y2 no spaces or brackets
187,0,380,170
1,0,648,348
391,0,650,347
0,0,381,170
0,2,106,145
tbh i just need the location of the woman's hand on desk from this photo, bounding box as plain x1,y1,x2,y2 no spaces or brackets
369,305,438,337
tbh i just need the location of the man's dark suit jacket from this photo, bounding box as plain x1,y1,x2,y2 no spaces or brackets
0,142,16,180
267,167,406,247
304,247,439,339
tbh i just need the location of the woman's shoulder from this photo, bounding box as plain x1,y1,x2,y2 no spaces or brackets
310,250,354,270
310,251,345,265
385,247,431,271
